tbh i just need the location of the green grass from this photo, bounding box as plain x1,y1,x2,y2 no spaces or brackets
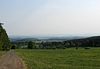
0,51,5,57
16,48,100,69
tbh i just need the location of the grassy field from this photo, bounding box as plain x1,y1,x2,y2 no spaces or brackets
0,51,5,57
16,48,100,69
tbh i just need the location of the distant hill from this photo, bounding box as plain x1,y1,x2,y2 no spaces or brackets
69,36,100,41
10,37,39,42
40,36,85,42
11,36,85,42
15,38,39,42
85,36,100,40
63,36,100,47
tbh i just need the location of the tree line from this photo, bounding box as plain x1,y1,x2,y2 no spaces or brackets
12,36,100,49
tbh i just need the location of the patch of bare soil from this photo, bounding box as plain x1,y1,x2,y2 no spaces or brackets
0,50,26,69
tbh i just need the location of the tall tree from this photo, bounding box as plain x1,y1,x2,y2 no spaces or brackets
0,25,11,50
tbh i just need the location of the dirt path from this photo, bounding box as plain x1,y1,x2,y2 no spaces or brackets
0,50,26,69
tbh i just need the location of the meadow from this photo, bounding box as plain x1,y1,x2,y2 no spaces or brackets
0,51,5,57
16,48,100,69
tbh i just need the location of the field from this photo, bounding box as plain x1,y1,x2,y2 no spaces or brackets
0,51,5,57
16,48,100,69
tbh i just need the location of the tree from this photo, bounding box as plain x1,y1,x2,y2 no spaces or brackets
28,41,33,49
0,26,11,51
11,45,16,49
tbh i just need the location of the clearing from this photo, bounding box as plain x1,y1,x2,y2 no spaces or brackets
0,50,25,69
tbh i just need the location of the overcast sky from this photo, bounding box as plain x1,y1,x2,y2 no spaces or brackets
0,0,100,36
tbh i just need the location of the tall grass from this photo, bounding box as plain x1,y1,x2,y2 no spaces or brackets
0,51,5,57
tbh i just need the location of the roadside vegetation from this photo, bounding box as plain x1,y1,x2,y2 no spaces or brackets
16,48,100,69
0,51,5,57
0,24,11,51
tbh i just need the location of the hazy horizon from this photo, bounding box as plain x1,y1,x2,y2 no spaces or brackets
1,0,100,36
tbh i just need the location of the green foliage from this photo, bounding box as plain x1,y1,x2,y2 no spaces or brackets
27,41,36,49
11,45,16,49
0,51,5,57
0,25,11,50
28,41,33,49
16,48,100,69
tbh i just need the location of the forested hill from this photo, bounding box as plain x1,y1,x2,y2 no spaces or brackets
63,36,100,48
0,25,11,50
85,36,100,40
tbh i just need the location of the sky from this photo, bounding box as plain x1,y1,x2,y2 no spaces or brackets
0,0,100,37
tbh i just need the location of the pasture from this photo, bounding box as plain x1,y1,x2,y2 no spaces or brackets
16,48,100,69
